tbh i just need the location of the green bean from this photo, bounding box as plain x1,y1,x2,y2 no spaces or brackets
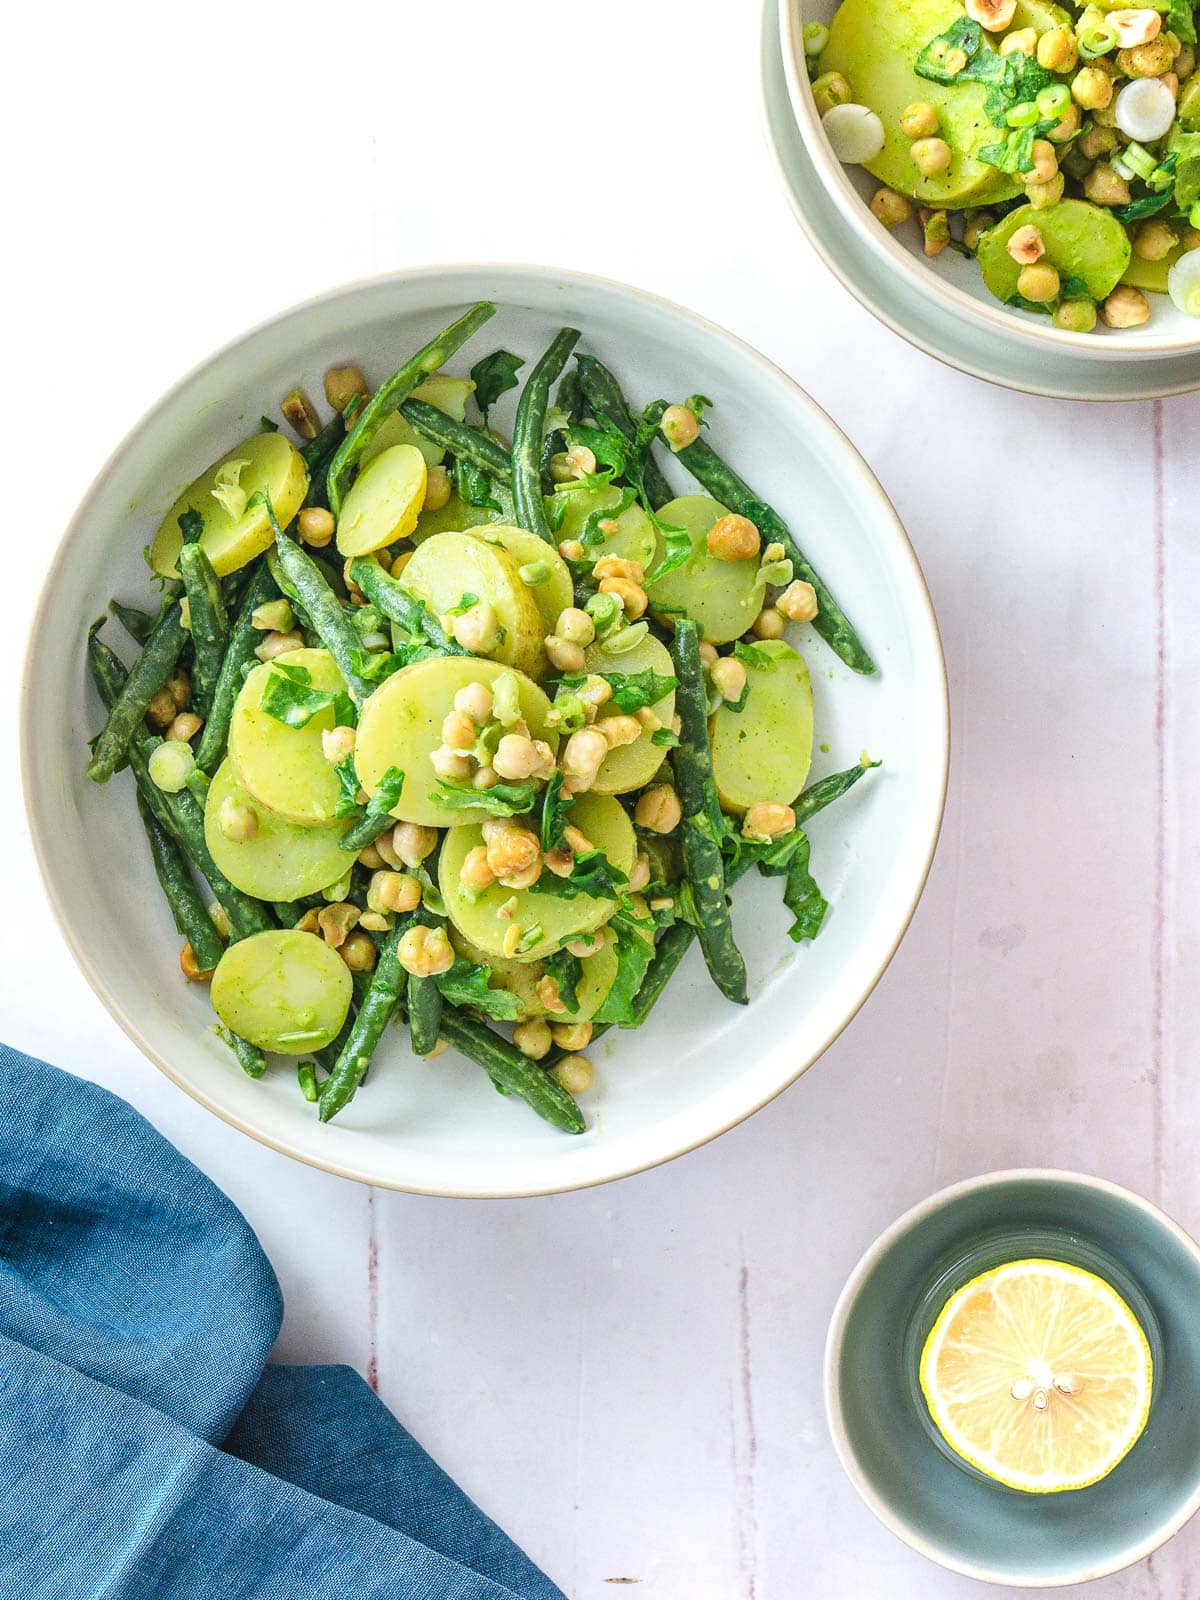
163,773,274,941
794,759,880,825
87,600,189,783
271,527,372,703
327,301,496,516
301,412,345,470
512,328,580,543
319,920,412,1121
438,1007,585,1135
339,808,399,855
665,433,876,676
669,619,747,1006
398,399,512,481
194,561,278,773
405,907,445,1057
87,625,179,838
178,542,228,719
109,599,159,645
297,1061,320,1101
574,355,674,510
136,791,225,972
229,1031,266,1078
348,556,465,655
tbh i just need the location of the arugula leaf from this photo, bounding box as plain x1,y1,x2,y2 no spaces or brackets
733,640,776,671
685,393,714,424
258,662,356,730
581,485,636,548
1167,0,1196,44
593,910,656,1026
350,648,408,684
916,18,1053,124
978,122,1054,175
540,769,575,853
1113,192,1174,224
434,778,538,817
543,947,582,1014
470,349,525,421
178,508,204,544
546,494,570,535
365,767,405,820
452,455,503,511
645,519,692,584
531,850,629,901
650,727,680,749
333,756,362,819
446,592,481,616
260,415,280,433
435,957,522,1022
568,668,677,714
728,825,828,942
567,422,628,478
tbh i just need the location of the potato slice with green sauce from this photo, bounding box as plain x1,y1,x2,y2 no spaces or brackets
448,928,619,1021
211,929,352,1055
355,656,557,828
819,0,1019,208
151,431,308,578
439,792,636,962
336,443,427,557
359,374,476,470
203,760,352,901
413,492,503,542
469,525,574,633
228,648,348,827
582,632,676,795
550,483,657,569
1121,242,1183,295
709,641,814,814
647,496,763,646
399,530,547,677
977,200,1131,305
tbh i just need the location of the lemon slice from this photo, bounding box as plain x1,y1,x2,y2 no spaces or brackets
920,1258,1152,1494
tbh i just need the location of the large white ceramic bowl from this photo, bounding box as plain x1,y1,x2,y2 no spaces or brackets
777,0,1200,376
22,265,948,1198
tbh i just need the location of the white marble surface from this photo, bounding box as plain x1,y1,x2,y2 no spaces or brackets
3,2,1198,1595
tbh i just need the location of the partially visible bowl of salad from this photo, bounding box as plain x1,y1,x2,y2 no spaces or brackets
22,266,947,1197
780,0,1200,355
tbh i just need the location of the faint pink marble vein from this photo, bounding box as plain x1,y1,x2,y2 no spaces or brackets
1151,399,1166,1201
732,1260,759,1600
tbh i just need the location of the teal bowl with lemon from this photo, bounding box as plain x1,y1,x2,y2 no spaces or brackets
825,1170,1200,1586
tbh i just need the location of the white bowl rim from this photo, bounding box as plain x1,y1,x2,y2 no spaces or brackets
21,260,949,1198
824,1166,1200,1586
777,0,1200,362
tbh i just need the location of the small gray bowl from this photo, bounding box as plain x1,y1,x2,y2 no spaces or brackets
825,1170,1200,1586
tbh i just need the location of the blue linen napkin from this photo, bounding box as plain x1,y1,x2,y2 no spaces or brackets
0,1042,566,1600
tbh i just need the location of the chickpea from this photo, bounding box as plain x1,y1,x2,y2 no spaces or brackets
698,641,719,667
776,580,820,623
423,464,451,512
1071,66,1114,111
1054,299,1099,332
458,845,496,893
1000,26,1037,54
493,733,542,781
551,1020,593,1052
1026,173,1065,210
598,576,647,619
921,209,950,258
628,853,652,893
1160,70,1180,99
707,514,761,563
661,403,700,452
391,551,412,580
318,902,361,949
812,70,852,116
545,635,587,673
595,714,642,748
1083,162,1131,206
555,606,596,647
255,630,306,662
962,210,994,252
1017,262,1061,302
218,796,258,842
711,656,748,703
485,825,541,884
562,727,609,789
340,932,378,974
1101,285,1151,327
281,387,320,439
535,975,568,1015
358,842,385,870
635,784,682,834
1022,141,1058,186
1183,228,1200,252
554,1055,594,1094
744,802,796,842
752,608,786,641
1118,38,1174,75
869,187,913,227
899,100,939,138
1134,220,1178,261
168,711,202,743
911,137,952,177
179,940,212,981
447,683,489,727
513,1018,553,1060
566,930,605,958
324,364,368,414
558,538,586,563
396,925,454,979
965,0,1016,26
1037,27,1078,70
359,911,392,933
1046,102,1082,142
1177,45,1196,77
451,601,500,655
368,871,422,914
439,710,476,753
429,745,473,781
391,822,438,868
321,725,356,764
298,506,335,548
544,846,574,877
147,688,178,728
1078,122,1118,159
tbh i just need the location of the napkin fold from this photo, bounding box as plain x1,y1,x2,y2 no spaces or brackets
0,1042,565,1600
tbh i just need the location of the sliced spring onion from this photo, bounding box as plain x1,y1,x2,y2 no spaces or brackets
1077,21,1118,56
821,103,886,164
1036,84,1072,119
803,20,830,53
1006,100,1041,129
148,740,196,793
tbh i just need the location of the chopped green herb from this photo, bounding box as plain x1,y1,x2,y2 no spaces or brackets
434,778,538,817
470,348,526,421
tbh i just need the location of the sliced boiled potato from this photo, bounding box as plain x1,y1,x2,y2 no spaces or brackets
647,496,763,646
583,632,676,795
354,656,557,828
447,927,619,1020
336,443,427,557
359,374,476,470
471,525,573,633
439,792,636,962
550,483,657,568
227,648,347,826
977,200,1132,306
151,431,308,578
709,640,814,813
413,492,503,542
203,760,352,901
211,929,352,1055
399,530,547,677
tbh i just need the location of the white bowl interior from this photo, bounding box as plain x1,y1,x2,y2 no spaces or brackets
24,266,948,1197
779,0,1200,357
